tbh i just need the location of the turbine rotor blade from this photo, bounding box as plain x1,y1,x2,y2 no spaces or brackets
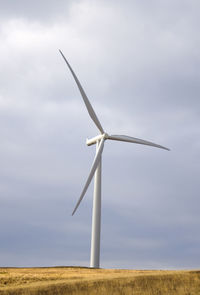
72,138,105,216
108,134,170,151
59,50,104,134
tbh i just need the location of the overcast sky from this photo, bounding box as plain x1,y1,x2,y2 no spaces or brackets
0,0,200,269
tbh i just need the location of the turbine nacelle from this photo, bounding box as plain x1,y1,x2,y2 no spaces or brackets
86,133,109,146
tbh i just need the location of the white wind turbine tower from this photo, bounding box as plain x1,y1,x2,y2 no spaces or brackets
59,50,169,268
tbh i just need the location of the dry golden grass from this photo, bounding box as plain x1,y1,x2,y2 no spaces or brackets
0,267,199,295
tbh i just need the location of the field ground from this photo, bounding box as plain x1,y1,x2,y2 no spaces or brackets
0,267,200,295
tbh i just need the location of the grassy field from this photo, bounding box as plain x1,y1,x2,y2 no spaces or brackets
0,267,200,295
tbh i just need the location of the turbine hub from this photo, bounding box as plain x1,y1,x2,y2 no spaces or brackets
104,133,109,139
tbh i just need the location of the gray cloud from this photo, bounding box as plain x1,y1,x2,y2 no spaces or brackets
0,0,200,269
0,0,76,23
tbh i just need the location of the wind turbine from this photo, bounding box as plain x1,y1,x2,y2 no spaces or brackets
59,50,169,268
